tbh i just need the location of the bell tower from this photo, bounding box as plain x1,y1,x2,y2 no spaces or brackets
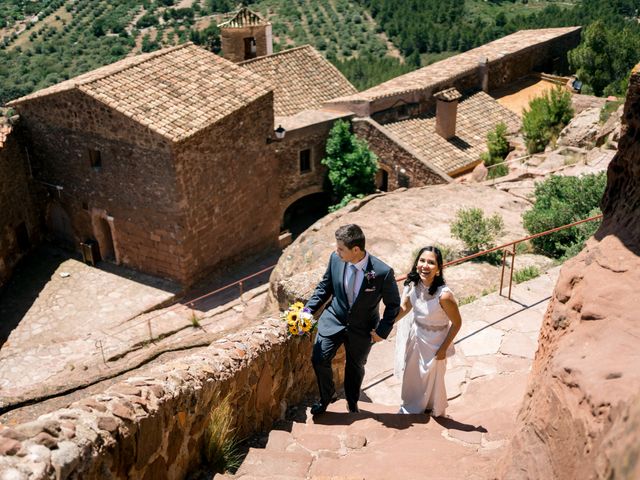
218,7,273,63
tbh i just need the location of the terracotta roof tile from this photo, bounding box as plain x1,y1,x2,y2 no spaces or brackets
240,45,357,117
9,44,271,142
331,27,581,103
382,91,520,174
218,7,269,28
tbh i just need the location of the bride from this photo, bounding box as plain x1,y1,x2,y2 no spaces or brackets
394,246,462,416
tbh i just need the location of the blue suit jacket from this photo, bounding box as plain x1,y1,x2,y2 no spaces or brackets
306,252,401,339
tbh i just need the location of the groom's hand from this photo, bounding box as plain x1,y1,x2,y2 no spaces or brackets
370,330,383,343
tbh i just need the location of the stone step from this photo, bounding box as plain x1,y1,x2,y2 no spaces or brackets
234,448,313,478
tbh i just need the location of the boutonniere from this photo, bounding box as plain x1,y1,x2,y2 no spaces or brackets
364,270,376,282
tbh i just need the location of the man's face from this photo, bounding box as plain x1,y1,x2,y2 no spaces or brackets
336,240,360,263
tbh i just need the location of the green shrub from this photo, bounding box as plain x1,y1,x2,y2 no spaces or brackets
599,99,623,124
522,86,574,154
482,122,510,179
513,265,541,284
522,173,606,259
450,208,505,264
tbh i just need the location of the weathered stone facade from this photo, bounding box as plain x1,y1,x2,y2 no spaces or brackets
0,318,346,479
220,24,273,63
173,93,280,278
352,117,451,190
0,125,42,289
276,119,336,220
13,88,278,285
15,90,189,281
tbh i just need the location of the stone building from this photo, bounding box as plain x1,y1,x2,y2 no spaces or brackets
327,27,582,181
219,7,273,63
0,120,42,289
240,45,358,236
7,44,279,285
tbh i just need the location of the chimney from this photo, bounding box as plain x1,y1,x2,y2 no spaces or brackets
478,57,489,92
434,87,462,140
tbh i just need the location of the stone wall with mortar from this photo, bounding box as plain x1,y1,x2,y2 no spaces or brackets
220,25,272,63
13,90,190,283
0,125,43,290
352,117,451,190
172,92,280,282
0,317,346,479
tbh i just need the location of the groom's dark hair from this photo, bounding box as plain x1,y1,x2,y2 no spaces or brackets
335,224,366,250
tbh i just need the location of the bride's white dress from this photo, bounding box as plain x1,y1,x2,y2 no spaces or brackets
395,283,454,416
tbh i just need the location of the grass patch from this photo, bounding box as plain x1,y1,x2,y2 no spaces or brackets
458,295,477,306
190,311,201,328
205,394,243,475
513,265,541,284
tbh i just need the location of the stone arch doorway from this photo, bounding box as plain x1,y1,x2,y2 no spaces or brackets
281,191,330,240
47,202,75,249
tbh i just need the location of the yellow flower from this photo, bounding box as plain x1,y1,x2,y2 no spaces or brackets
300,318,312,332
292,302,304,311
286,311,299,323
288,324,299,336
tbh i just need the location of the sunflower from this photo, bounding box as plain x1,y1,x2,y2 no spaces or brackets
286,310,299,323
300,317,312,332
292,301,304,311
288,324,299,336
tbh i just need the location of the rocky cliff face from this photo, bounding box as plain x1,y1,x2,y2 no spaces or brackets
499,65,640,479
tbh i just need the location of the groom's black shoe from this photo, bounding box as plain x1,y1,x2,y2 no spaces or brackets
310,395,338,415
347,401,360,413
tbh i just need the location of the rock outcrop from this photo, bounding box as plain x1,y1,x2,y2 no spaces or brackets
269,183,533,308
499,65,640,479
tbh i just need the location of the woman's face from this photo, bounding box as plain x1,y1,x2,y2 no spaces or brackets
416,250,439,284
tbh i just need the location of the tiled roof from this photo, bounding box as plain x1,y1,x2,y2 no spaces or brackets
218,7,269,28
382,91,521,175
331,27,581,103
240,45,357,117
0,122,12,150
434,87,462,102
8,44,271,142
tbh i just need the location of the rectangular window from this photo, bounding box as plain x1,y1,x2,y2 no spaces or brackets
299,149,312,173
88,148,102,169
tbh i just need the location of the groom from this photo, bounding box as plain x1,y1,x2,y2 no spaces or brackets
306,224,400,414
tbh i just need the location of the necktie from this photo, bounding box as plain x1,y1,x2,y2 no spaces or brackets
346,264,358,306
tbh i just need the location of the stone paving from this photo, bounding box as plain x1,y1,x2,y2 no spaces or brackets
214,267,560,480
0,246,278,417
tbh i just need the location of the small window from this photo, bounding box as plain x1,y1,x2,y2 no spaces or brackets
88,148,102,169
244,37,257,59
299,149,312,173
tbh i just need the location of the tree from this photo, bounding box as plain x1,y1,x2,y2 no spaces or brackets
522,173,606,259
321,120,378,211
482,122,510,179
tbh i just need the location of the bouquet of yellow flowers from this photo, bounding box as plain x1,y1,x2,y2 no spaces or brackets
282,302,316,337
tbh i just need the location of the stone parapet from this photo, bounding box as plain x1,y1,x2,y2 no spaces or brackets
0,318,344,479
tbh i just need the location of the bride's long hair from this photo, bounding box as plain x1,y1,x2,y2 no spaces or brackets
405,246,445,296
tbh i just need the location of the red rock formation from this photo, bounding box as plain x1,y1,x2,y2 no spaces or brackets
499,66,640,478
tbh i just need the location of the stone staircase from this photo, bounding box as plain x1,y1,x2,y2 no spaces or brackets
215,267,560,480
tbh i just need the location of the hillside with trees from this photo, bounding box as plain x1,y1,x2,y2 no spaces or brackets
1,0,639,105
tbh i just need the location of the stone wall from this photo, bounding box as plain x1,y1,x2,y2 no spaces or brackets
0,124,43,289
173,92,280,283
498,64,640,479
352,117,451,190
361,28,582,124
0,317,345,479
14,90,191,282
